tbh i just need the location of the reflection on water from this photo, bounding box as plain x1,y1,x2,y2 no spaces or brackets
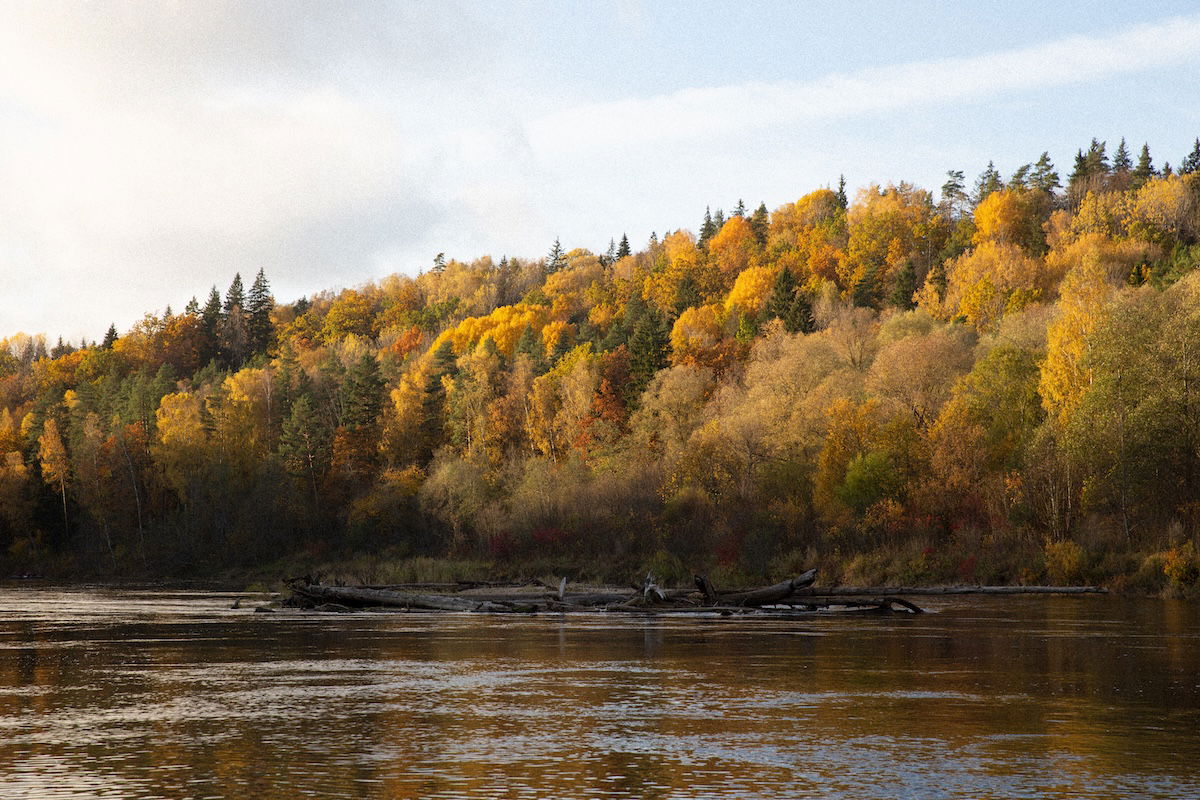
0,589,1197,799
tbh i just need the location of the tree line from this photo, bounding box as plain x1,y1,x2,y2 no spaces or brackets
3,135,1200,588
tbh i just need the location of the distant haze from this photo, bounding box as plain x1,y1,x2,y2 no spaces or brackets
2,1,1199,342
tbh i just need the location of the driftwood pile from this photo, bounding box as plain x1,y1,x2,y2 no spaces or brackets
280,568,928,616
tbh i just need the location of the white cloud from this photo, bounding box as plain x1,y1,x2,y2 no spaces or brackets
528,14,1200,154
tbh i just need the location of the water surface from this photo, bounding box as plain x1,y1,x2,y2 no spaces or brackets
0,588,1196,799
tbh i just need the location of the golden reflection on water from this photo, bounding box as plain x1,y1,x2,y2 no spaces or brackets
0,591,1197,799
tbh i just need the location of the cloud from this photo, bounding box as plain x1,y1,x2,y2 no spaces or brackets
528,14,1200,154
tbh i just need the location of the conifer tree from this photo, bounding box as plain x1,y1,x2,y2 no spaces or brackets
246,268,273,356
223,273,244,316
1031,152,1060,194
101,324,118,350
888,262,918,310
432,253,446,273
342,354,385,430
1113,138,1132,173
973,161,1003,205
749,203,769,245
733,199,746,217
184,297,200,315
616,234,631,259
940,170,968,219
627,313,669,405
699,206,716,245
1181,138,1200,175
1132,143,1155,189
835,175,848,209
545,239,565,274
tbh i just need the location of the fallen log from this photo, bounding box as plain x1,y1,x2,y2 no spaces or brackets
812,585,1107,596
708,568,818,607
290,583,512,612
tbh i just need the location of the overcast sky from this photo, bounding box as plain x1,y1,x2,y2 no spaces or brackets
3,1,1200,343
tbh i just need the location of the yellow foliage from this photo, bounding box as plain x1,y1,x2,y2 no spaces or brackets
540,320,574,358
843,183,941,292
708,216,756,275
155,392,206,449
1072,191,1129,239
918,241,1049,331
972,188,1049,252
724,266,778,314
670,304,725,358
433,303,550,358
1045,232,1158,286
321,289,376,342
767,189,846,285
1039,253,1111,425
1126,175,1195,245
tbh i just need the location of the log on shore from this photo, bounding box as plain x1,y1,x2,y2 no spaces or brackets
812,585,1107,596
291,583,512,612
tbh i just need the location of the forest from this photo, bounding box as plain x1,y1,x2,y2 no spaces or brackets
3,136,1200,592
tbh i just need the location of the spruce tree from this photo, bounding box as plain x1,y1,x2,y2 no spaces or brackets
184,296,200,315
514,324,546,373
246,268,273,355
616,234,631,259
835,175,848,209
940,170,968,218
765,266,798,322
342,354,385,430
1132,143,1155,189
1113,138,1132,173
733,199,746,218
223,273,244,315
888,262,918,310
1181,138,1200,175
627,313,669,404
699,206,716,245
101,324,118,350
432,253,446,273
545,238,566,274
749,203,769,245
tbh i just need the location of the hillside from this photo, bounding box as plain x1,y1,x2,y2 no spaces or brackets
3,137,1200,591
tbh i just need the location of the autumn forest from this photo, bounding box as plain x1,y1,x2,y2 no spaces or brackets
4,137,1200,591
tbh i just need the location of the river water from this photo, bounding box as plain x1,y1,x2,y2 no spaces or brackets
0,588,1196,799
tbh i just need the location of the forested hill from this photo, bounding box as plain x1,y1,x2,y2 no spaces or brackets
3,137,1200,590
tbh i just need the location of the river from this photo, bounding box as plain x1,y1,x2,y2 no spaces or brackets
0,588,1196,799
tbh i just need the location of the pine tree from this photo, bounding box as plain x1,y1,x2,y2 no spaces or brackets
246,268,273,356
940,170,968,219
184,296,200,315
1181,138,1200,175
279,394,331,511
766,266,798,322
712,208,726,231
101,324,118,350
1031,152,1060,194
545,239,566,274
1083,138,1109,176
616,234,631,259
749,202,769,245
432,253,446,273
973,161,1003,205
835,175,848,209
1132,143,1155,189
1008,164,1031,190
602,238,617,265
733,199,746,217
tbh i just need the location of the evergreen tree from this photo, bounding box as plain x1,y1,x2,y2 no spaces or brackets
1031,152,1060,194
545,238,566,274
184,297,200,315
616,234,631,259
246,269,273,356
279,394,331,511
101,324,118,350
223,273,244,316
421,340,459,459
1113,138,1132,173
627,312,669,404
1084,138,1110,175
749,202,769,245
733,199,746,217
765,266,798,322
1181,138,1200,175
602,238,617,265
712,208,726,231
1132,143,1155,189
888,262,918,310
1008,164,1031,190
835,175,848,209
514,324,546,373
673,274,702,314
973,161,1003,205
699,206,716,245
432,253,446,273
342,354,385,430
940,170,968,218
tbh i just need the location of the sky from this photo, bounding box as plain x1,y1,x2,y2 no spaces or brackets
2,1,1199,343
